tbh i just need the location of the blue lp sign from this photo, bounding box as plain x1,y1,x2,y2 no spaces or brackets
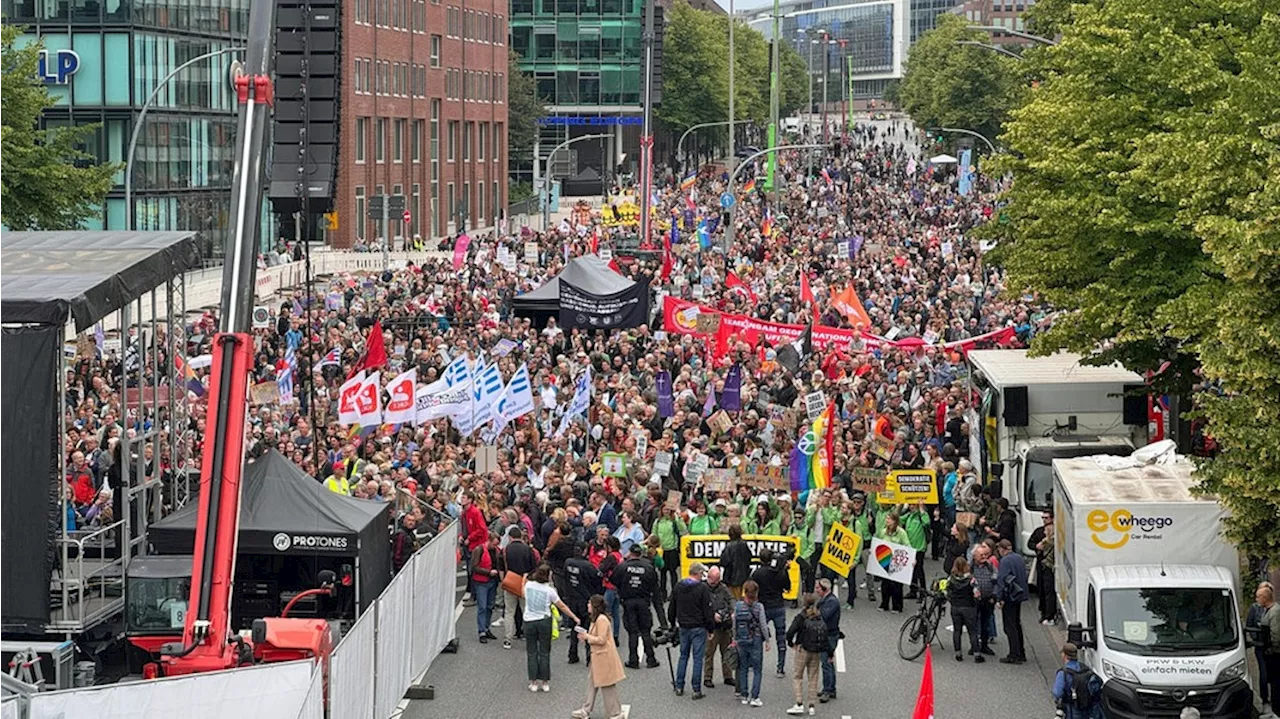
38,49,80,84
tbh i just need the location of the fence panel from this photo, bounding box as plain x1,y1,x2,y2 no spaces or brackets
295,664,324,719
373,565,414,719
28,660,313,719
412,522,460,677
330,604,376,719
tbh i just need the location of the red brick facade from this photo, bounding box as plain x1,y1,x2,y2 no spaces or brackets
333,0,508,248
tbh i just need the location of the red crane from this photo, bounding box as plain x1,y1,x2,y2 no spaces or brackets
143,0,334,679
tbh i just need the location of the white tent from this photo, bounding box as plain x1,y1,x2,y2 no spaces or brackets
929,154,958,164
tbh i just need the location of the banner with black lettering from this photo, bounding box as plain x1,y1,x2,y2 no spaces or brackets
558,278,650,330
678,534,800,599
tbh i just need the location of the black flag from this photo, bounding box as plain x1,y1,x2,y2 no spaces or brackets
775,323,813,375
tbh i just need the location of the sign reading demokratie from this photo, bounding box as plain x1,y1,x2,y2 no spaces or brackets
678,534,801,600
558,278,650,330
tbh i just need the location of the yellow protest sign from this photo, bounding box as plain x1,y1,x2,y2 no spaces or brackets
819,522,863,576
679,534,801,600
878,469,939,505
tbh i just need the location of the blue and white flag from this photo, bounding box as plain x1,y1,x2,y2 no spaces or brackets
471,361,504,430
444,354,471,388
495,364,535,426
958,148,974,197
278,346,297,404
555,367,592,437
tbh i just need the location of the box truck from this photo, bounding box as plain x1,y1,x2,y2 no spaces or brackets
1054,448,1251,719
966,350,1148,555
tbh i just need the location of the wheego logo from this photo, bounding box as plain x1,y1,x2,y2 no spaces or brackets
1088,509,1174,549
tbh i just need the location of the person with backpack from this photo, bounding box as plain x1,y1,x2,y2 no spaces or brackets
946,557,982,663
784,594,828,715
732,579,772,707
1051,642,1103,719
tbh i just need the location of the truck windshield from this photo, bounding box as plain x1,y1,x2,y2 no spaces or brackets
1100,588,1238,656
1024,445,1132,511
127,576,191,633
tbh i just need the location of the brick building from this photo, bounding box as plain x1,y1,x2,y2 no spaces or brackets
335,0,508,247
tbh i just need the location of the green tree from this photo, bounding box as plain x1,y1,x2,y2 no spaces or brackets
506,50,545,164
898,14,1024,148
778,42,808,118
992,0,1280,561
1,25,119,230
659,0,731,135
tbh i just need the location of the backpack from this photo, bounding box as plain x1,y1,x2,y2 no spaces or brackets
801,614,828,652
1062,667,1100,713
733,601,759,643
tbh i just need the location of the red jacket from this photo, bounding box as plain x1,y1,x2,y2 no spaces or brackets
463,504,488,550
69,471,95,506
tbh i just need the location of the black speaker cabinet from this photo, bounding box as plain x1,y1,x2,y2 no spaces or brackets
1122,384,1147,425
1003,385,1029,427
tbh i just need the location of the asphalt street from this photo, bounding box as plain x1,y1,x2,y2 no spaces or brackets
402,556,1064,719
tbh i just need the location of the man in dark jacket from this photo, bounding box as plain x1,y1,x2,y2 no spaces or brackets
565,542,604,664
613,544,660,668
501,527,539,646
392,513,420,573
668,562,716,699
751,548,793,676
721,524,753,599
703,566,737,689
996,539,1029,664
816,578,842,703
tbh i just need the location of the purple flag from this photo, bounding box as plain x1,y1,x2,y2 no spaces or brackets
720,365,742,412
789,447,807,492
851,235,864,259
656,371,674,418
702,384,717,418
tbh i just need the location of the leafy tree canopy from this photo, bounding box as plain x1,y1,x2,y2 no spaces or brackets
506,49,545,162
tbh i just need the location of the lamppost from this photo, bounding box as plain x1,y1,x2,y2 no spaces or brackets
935,126,997,154
955,39,1026,60
764,0,781,203
725,143,824,249
728,0,735,171
125,46,244,231
542,133,611,231
677,120,752,172
968,25,1057,45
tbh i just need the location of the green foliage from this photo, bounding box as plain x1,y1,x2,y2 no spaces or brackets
993,0,1280,561
1022,0,1073,39
898,14,1024,147
778,42,808,118
509,180,535,204
1,25,119,230
507,49,545,161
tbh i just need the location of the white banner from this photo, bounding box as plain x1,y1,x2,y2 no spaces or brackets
383,368,417,425
865,538,917,586
30,660,313,719
415,380,472,423
495,363,535,424
337,371,365,425
357,372,383,427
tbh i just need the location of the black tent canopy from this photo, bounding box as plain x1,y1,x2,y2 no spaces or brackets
0,230,200,331
149,451,391,610
512,254,637,313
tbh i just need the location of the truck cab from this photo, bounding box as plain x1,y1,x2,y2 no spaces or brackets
1072,565,1252,719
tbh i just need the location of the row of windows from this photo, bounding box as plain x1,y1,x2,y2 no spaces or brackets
4,0,250,35
444,68,505,103
532,68,641,106
354,180,499,239
445,5,505,45
352,57,441,97
510,0,643,17
512,24,642,63
352,0,432,31
355,116,503,166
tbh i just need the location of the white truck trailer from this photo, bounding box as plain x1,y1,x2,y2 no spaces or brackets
966,350,1148,555
1054,450,1251,719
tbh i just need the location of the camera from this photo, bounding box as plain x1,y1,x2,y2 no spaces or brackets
652,627,679,646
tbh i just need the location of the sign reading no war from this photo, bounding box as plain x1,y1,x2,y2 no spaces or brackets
679,534,801,600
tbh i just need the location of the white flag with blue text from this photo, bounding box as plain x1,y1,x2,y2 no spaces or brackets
555,367,592,437
495,364,535,427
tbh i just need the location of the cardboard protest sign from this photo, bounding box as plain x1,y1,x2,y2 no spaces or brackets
805,392,827,422
695,312,722,334
707,410,733,435
878,469,939,505
869,434,895,462
865,538,916,586
678,534,801,599
739,462,789,492
601,452,628,478
250,381,279,406
665,490,683,510
819,523,864,575
851,467,887,495
703,468,736,494
654,450,673,476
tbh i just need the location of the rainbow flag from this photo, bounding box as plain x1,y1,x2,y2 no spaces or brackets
680,172,697,191
810,401,835,490
761,208,774,238
174,355,206,397
743,177,757,194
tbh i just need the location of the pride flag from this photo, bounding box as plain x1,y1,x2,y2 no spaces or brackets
761,208,774,238
680,172,697,191
810,401,835,490
174,355,206,397
743,177,757,194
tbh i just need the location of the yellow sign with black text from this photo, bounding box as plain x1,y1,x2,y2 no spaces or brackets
877,469,939,505
819,522,863,576
678,534,801,600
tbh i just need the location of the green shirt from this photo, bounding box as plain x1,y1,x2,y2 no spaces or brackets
689,514,719,536
652,515,687,550
900,509,930,552
876,525,910,547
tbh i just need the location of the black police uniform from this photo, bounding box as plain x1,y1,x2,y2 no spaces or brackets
612,551,660,667
564,555,603,664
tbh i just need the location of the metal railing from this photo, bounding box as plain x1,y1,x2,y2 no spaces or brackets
50,521,127,632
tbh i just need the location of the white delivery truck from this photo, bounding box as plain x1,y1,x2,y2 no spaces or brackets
1054,448,1252,719
966,350,1148,555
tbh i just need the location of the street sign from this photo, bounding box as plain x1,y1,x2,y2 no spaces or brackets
720,192,735,209
367,195,384,219
388,195,406,213
402,210,412,224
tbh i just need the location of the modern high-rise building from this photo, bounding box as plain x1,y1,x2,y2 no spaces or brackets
334,0,508,247
2,0,250,257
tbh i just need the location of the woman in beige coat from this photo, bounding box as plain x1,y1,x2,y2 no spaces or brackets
572,594,626,719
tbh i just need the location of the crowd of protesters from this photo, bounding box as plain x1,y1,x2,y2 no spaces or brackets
61,118,1080,715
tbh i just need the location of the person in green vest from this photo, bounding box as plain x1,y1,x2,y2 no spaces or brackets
709,498,730,532
899,500,932,600
804,491,843,588
689,500,720,536
847,492,877,608
783,499,815,600
875,512,911,613
651,504,688,612
744,494,781,536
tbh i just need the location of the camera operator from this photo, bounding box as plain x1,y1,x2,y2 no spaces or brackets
703,566,738,690
565,542,604,665
751,547,793,677
612,544,660,669
668,562,716,699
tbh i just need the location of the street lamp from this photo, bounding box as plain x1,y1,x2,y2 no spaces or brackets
955,39,1025,60
728,0,736,171
933,126,997,154
968,24,1057,45
725,143,825,249
676,120,752,172
542,133,611,231
125,46,244,231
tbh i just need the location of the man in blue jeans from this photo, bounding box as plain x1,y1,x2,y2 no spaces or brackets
668,562,716,700
751,548,793,676
816,578,842,702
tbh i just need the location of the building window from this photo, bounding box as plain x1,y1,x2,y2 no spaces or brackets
356,0,368,23
356,118,367,163
375,119,386,162
477,180,485,227
447,183,456,227
411,183,421,236
431,35,442,67
394,119,404,162
447,7,458,36
463,122,471,161
447,120,457,161
412,120,423,162
355,186,366,240
365,60,373,94
478,122,487,161
493,123,502,162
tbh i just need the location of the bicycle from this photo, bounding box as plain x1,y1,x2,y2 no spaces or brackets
897,580,948,661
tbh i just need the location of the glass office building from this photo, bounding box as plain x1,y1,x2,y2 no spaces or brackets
509,0,646,183
3,0,250,257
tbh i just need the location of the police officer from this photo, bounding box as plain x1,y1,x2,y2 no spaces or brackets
612,543,660,669
565,542,604,665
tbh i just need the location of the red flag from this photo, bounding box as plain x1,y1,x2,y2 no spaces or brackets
590,226,600,254
800,273,815,304
725,271,757,302
661,231,674,282
912,647,935,719
608,258,623,274
713,321,731,361
352,319,388,376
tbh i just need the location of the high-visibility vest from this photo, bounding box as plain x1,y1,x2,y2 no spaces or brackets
324,475,350,495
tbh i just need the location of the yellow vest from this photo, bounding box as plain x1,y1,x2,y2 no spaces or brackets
324,475,350,495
